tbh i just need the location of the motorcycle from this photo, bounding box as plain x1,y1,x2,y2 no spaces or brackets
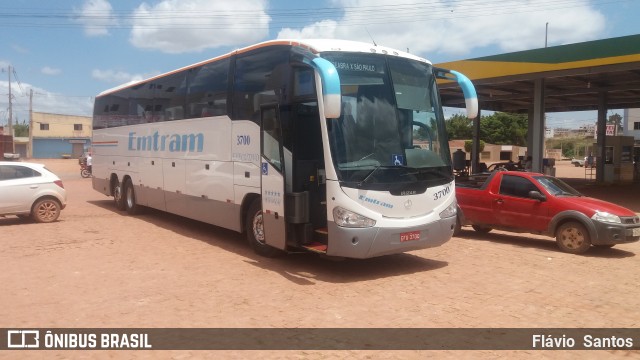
80,163,92,178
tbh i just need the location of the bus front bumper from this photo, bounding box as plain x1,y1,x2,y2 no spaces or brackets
325,216,456,259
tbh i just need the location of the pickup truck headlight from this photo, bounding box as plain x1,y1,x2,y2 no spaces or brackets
591,211,621,224
333,207,376,228
439,201,457,219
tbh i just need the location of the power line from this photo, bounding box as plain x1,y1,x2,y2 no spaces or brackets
0,0,626,30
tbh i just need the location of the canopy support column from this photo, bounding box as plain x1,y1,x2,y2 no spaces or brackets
529,78,546,173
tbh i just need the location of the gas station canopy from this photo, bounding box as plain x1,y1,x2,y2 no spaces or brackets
436,34,640,113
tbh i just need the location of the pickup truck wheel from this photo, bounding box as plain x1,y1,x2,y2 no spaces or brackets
472,225,492,234
555,222,591,254
594,244,615,249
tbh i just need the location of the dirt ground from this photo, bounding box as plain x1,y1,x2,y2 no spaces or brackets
1,159,639,359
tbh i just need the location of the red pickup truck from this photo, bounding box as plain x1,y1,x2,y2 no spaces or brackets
455,171,640,253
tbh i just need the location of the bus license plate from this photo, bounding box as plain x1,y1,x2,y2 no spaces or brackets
633,228,640,236
400,230,421,242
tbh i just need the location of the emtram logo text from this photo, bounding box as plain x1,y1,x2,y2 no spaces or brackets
128,131,204,152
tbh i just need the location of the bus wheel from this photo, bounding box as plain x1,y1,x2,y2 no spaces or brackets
555,221,591,254
246,199,282,257
124,178,141,215
453,215,462,236
113,179,126,211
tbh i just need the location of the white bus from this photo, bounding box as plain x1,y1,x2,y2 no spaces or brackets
92,39,477,259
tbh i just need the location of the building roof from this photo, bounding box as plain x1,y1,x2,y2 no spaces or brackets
436,34,640,113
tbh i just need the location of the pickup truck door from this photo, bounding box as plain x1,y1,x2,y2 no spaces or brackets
492,174,550,232
459,187,500,226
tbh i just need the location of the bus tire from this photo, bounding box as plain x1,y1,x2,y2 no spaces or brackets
453,215,462,236
113,179,126,211
124,178,141,215
246,198,282,258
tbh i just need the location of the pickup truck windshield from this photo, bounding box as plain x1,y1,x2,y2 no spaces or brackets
322,52,452,190
534,176,582,196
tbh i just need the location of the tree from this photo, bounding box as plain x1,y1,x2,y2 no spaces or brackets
445,114,473,140
607,113,623,134
446,112,528,146
480,112,528,146
464,140,485,153
13,122,29,137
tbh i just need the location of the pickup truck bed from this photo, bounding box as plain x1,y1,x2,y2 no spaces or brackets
570,158,585,167
455,170,640,254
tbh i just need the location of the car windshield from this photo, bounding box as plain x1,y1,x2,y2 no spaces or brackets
321,52,452,191
534,176,582,196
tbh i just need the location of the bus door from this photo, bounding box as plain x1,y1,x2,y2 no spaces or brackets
260,104,287,250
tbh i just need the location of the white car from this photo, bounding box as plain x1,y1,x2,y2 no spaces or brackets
0,162,67,222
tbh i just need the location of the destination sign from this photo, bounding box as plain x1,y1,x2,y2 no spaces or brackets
330,61,377,73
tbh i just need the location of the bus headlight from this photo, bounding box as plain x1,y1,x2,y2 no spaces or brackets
333,207,376,228
592,211,621,224
439,201,457,219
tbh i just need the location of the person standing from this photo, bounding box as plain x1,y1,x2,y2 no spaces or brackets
524,156,532,171
86,152,93,174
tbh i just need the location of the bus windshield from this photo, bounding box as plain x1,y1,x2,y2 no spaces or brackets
322,52,452,190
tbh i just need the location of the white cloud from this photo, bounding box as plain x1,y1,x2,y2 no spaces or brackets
129,0,271,53
0,81,93,122
276,0,605,58
278,20,339,40
11,44,29,54
75,0,118,37
91,69,151,84
41,67,62,76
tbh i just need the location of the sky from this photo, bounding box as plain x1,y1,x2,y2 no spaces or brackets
1,0,639,130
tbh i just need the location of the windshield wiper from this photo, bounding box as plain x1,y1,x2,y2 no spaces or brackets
358,165,382,187
400,168,446,178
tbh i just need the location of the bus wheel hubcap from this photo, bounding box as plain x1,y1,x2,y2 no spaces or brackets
252,212,265,244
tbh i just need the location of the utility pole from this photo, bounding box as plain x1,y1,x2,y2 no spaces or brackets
545,22,549,48
7,65,15,153
29,88,33,158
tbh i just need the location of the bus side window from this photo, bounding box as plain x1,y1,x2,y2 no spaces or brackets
187,58,230,119
262,108,283,171
155,71,188,121
232,47,290,122
128,83,152,125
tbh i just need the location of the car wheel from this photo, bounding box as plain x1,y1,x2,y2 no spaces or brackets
113,179,126,211
472,225,492,234
124,178,141,215
555,221,591,254
16,214,32,222
31,198,61,223
245,198,282,257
